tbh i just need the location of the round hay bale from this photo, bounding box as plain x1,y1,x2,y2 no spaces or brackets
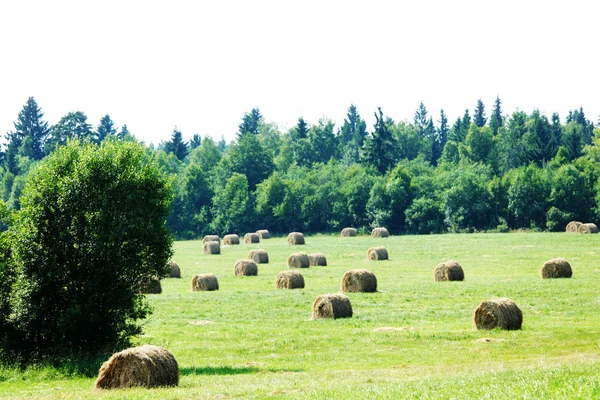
223,234,240,245
371,227,389,238
249,249,269,264
287,232,305,245
565,221,582,233
256,229,270,239
202,235,220,245
287,252,310,268
434,260,465,282
203,241,220,255
308,253,327,266
473,298,522,330
167,261,180,278
95,345,179,389
142,277,162,294
191,273,219,291
341,269,377,293
275,270,305,289
234,259,258,276
541,258,572,279
367,246,388,261
578,223,598,234
341,227,357,237
244,233,260,244
312,294,353,319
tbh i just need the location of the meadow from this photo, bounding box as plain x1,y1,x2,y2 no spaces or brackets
2,232,600,399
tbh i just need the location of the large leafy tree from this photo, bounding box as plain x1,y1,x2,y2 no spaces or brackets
361,108,396,174
45,111,92,153
211,173,252,234
228,133,274,190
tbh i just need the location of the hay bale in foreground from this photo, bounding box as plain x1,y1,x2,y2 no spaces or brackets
341,227,357,237
287,232,305,245
202,235,220,245
167,261,181,278
244,233,260,244
234,259,258,276
191,273,219,291
275,270,305,289
288,252,310,268
368,246,388,261
341,269,377,293
473,298,522,330
565,221,582,233
541,258,572,279
312,294,353,319
95,345,179,389
203,241,220,255
578,223,598,234
256,229,270,239
308,253,327,266
142,277,162,294
434,260,465,282
371,227,389,238
223,234,240,245
249,249,269,264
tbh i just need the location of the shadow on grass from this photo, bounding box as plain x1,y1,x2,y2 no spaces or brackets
181,366,304,376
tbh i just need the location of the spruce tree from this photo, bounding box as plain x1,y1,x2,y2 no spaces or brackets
291,117,309,141
474,98,487,128
238,107,262,137
117,124,131,140
164,128,188,161
6,97,49,166
432,109,449,166
361,108,396,174
489,96,503,135
94,114,117,144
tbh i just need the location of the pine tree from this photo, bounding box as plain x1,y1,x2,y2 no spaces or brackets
432,109,449,166
238,107,262,137
361,108,396,174
94,114,117,144
489,96,503,135
474,99,487,128
164,128,188,161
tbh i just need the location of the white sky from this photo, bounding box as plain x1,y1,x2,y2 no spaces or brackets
0,1,598,147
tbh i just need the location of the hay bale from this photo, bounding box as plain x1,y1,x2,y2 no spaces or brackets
312,294,353,319
142,277,162,294
223,234,240,245
234,259,258,276
367,246,388,261
256,229,270,239
203,241,220,255
434,260,465,282
473,298,522,330
202,235,220,245
578,223,598,234
167,261,181,278
244,233,260,244
541,258,572,279
275,270,305,289
287,232,305,245
371,227,389,238
249,249,269,264
308,253,327,266
565,221,582,233
341,227,357,237
95,345,179,389
341,269,377,293
287,252,310,268
191,273,219,291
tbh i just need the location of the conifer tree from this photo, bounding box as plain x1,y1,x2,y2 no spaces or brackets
5,97,49,169
237,107,262,137
94,114,117,144
164,128,188,161
489,96,503,135
474,98,487,128
361,108,396,174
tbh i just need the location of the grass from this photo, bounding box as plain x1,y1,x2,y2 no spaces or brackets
2,232,600,399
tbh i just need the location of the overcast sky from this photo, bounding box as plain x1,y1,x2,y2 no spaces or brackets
1,1,598,147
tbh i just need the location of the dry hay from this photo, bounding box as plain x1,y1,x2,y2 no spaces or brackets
578,223,598,234
249,249,269,264
473,298,522,330
341,269,377,293
203,241,220,255
202,235,220,245
256,229,270,239
234,259,258,276
541,258,572,279
275,270,305,289
565,221,582,233
308,253,327,266
287,252,310,268
191,273,219,291
287,232,305,245
95,345,179,389
244,233,260,244
341,227,357,237
371,227,389,238
311,294,353,319
223,234,240,245
434,260,465,282
367,246,388,261
142,277,162,294
167,261,181,278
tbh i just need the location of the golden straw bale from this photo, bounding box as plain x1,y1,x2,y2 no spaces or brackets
565,221,582,233
249,249,269,264
287,232,305,245
341,269,377,293
167,261,181,278
434,260,465,282
341,227,357,237
308,253,327,266
367,246,388,261
244,233,260,244
473,298,522,330
234,259,258,276
256,229,270,239
203,241,220,255
371,227,389,238
191,273,219,291
142,277,162,294
541,258,572,279
312,294,353,319
578,223,598,234
287,252,310,268
95,345,179,389
275,270,305,289
202,235,220,245
223,234,240,245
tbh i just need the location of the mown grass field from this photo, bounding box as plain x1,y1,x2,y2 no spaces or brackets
2,232,600,399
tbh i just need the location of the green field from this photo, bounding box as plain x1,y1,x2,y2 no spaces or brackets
2,232,600,399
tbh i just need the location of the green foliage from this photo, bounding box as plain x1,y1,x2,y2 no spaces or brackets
93,114,117,144
473,98,487,127
361,108,396,174
489,96,503,135
237,107,262,137
163,128,188,161
211,173,252,234
505,165,550,229
45,111,92,153
228,134,274,190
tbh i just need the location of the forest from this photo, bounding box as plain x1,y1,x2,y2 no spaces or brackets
2,97,599,238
